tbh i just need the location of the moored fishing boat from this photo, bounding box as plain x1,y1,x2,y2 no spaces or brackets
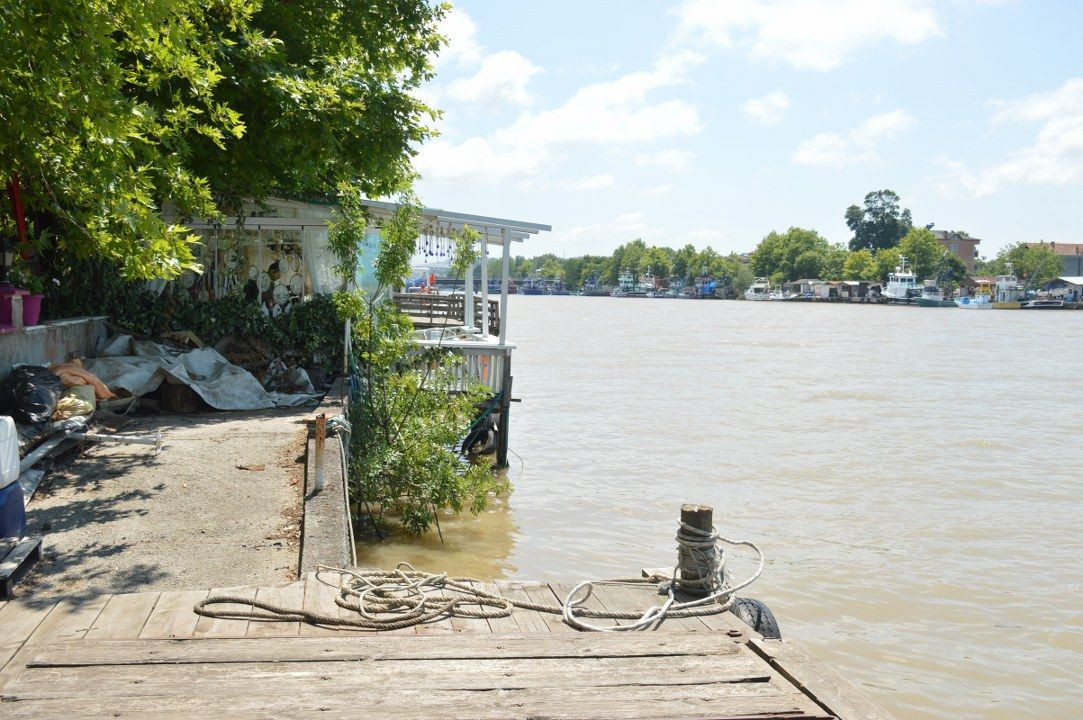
916,285,956,307
955,294,991,309
744,277,771,300
883,257,919,303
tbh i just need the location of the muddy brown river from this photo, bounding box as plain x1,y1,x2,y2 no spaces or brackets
356,296,1083,719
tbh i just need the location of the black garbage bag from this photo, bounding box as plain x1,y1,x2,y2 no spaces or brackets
0,365,65,428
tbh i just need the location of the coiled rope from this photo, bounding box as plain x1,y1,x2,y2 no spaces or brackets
193,522,763,632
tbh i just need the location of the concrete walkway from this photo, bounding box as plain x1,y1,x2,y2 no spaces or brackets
19,408,309,599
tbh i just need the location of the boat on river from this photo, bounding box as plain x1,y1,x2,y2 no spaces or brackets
1021,298,1066,309
916,285,956,307
992,272,1024,309
955,294,991,309
883,257,920,303
745,278,771,300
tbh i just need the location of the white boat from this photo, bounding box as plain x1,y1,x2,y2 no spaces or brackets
745,278,771,301
883,257,918,303
955,294,991,309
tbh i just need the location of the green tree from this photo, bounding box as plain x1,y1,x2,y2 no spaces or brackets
538,257,565,281
873,248,902,282
897,227,943,280
843,249,877,280
752,227,831,282
673,243,696,281
990,242,1063,286
332,197,505,536
639,246,673,279
845,190,913,252
1,0,443,279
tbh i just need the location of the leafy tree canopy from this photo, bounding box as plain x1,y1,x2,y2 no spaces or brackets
897,227,944,281
751,226,834,282
845,190,913,252
0,0,444,278
987,242,1063,286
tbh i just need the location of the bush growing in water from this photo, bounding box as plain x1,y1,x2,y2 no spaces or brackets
329,189,505,536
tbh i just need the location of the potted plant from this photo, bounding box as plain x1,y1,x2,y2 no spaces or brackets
8,261,45,326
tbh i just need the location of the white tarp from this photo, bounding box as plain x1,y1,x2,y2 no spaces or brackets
85,335,318,410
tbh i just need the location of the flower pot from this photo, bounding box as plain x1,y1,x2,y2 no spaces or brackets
0,285,29,326
21,294,43,326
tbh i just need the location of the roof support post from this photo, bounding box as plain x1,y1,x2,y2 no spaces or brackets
480,228,490,337
464,242,475,331
499,227,511,345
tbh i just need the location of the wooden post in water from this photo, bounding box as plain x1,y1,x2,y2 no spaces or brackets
495,363,512,469
677,503,714,595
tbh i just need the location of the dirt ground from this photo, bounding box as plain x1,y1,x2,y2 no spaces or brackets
19,407,310,599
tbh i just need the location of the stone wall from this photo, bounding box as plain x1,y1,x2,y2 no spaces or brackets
0,316,109,378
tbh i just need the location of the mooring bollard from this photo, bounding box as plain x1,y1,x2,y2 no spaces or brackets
676,503,715,596
314,413,326,493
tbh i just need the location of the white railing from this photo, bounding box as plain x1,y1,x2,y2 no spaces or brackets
416,338,511,394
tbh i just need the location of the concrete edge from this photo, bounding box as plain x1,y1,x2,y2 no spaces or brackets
299,377,355,573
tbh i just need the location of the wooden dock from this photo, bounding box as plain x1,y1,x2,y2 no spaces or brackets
0,572,894,719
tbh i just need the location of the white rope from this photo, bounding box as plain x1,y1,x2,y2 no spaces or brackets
559,522,764,632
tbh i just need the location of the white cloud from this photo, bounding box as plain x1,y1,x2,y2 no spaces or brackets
792,109,916,167
636,149,695,172
436,7,482,67
640,183,676,196
413,137,547,182
553,212,664,252
741,90,790,124
495,52,704,147
559,174,616,190
672,0,941,71
447,51,542,106
417,53,705,184
934,78,1083,198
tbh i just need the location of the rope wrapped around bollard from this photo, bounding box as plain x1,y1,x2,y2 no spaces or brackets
193,522,763,632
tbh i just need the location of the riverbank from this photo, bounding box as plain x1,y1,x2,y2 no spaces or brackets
18,408,309,599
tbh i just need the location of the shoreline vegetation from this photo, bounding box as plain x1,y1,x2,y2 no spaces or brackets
470,190,1063,297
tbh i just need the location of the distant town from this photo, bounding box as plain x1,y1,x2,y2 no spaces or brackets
411,190,1083,308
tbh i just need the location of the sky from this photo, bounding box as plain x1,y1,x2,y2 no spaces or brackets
410,0,1083,258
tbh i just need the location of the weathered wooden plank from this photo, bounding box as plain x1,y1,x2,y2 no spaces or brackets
494,580,553,633
245,580,305,638
86,592,160,639
0,595,109,689
749,637,897,720
548,580,618,631
8,653,773,699
477,582,521,634
0,682,821,720
139,590,208,639
0,598,58,676
28,632,741,667
445,580,498,634
191,587,256,638
512,581,574,634
590,582,707,632
298,573,342,637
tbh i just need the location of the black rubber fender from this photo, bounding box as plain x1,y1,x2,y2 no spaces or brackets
731,597,781,639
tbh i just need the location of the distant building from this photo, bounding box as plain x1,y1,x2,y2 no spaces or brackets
932,230,981,272
1025,242,1083,276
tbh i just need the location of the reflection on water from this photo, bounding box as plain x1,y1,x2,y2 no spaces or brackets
354,490,519,578
355,297,1083,720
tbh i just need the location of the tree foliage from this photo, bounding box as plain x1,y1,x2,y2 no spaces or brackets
987,242,1063,286
0,0,443,279
845,190,913,252
897,227,944,281
332,196,504,537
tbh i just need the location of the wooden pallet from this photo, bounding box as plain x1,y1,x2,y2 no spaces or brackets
0,536,43,599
